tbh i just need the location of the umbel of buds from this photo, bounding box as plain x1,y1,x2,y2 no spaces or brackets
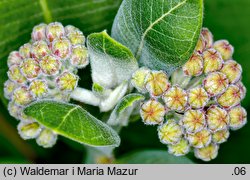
131,28,247,161
4,22,89,148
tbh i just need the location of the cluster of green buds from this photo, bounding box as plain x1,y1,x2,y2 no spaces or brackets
131,28,247,161
4,22,88,148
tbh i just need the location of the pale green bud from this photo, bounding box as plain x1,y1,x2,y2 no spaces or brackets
206,105,229,132
56,71,78,92
36,129,57,148
168,138,190,156
140,99,165,125
18,122,41,140
214,40,234,60
70,45,89,68
158,119,183,145
194,143,219,161
12,86,34,106
228,106,247,130
212,129,229,144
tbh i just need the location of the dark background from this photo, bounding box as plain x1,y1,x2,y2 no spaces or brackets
0,0,249,163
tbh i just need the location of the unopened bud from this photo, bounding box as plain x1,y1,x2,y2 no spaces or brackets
7,65,27,84
182,109,206,133
13,86,33,106
220,60,242,84
46,22,65,42
40,55,61,75
195,35,206,54
158,119,182,145
194,143,219,161
29,79,48,98
67,31,85,45
182,53,203,76
8,101,22,119
7,51,22,67
202,49,223,74
212,129,229,144
228,106,247,130
31,23,47,41
145,71,170,96
168,138,190,156
4,80,18,99
20,58,41,79
188,86,209,109
36,129,57,148
162,86,187,112
52,38,71,60
131,67,150,93
214,40,234,60
31,40,50,59
19,43,32,58
65,25,80,35
201,28,213,49
140,99,165,125
217,85,241,108
203,72,229,96
187,128,212,148
236,81,246,100
56,71,78,92
18,122,41,140
70,45,89,68
206,105,229,131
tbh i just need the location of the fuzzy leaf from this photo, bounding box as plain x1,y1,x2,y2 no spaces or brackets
0,0,122,106
24,100,120,147
112,0,203,74
116,150,194,164
108,93,145,126
87,31,138,89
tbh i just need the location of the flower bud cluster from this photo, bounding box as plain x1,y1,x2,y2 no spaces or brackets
4,22,89,148
131,28,247,161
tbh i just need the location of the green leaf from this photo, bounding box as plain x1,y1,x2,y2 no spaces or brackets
116,150,194,164
24,100,120,147
107,93,145,126
111,0,203,74
87,31,138,89
0,0,122,106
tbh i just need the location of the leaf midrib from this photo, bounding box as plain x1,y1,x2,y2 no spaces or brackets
135,0,187,59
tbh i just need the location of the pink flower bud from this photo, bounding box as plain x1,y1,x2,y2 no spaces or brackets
19,43,32,59
46,22,65,42
188,86,209,109
187,128,212,148
7,51,22,67
4,80,18,100
20,58,41,79
194,143,219,161
12,86,34,106
7,65,27,84
201,28,213,49
70,45,89,68
40,55,61,76
31,23,47,41
31,40,50,59
29,79,48,98
52,37,71,60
